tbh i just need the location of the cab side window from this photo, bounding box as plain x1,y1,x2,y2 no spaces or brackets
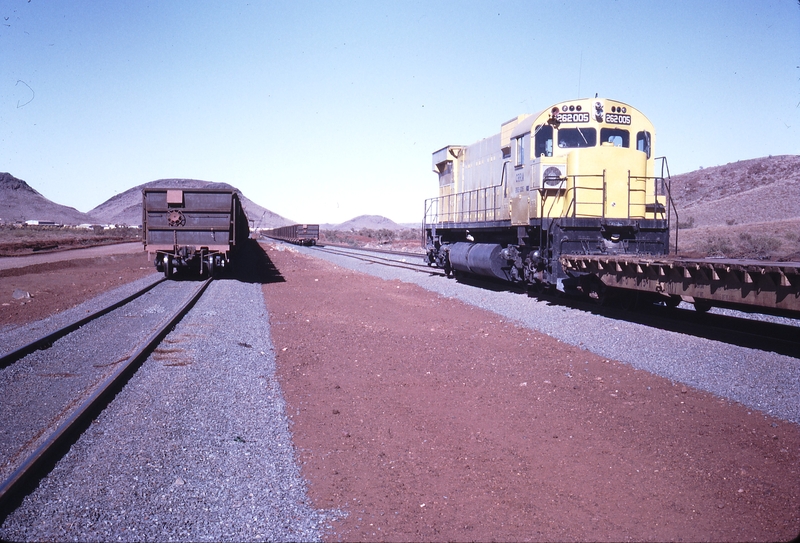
534,124,553,157
636,131,652,158
515,136,525,167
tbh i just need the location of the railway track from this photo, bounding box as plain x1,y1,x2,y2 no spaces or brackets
306,243,800,357
0,278,166,370
0,277,212,518
312,244,445,276
558,291,800,358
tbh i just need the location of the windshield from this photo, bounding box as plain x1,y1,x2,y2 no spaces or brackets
600,128,630,147
557,128,596,148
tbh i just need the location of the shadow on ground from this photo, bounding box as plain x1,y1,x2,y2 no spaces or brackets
229,239,285,284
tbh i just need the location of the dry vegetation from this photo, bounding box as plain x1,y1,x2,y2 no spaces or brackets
320,228,423,252
669,155,800,260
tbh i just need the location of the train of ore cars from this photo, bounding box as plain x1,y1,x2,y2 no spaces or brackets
142,187,250,278
424,97,800,317
263,224,320,246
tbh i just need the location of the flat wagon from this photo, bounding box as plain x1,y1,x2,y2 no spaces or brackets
142,188,249,278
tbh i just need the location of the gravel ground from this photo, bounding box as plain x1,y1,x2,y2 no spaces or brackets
0,273,163,357
0,280,206,484
291,243,800,425
0,279,341,542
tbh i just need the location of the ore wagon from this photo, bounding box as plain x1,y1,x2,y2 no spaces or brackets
264,224,320,246
142,188,249,278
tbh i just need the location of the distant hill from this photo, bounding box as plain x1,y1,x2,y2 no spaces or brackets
88,178,293,228
4,155,798,260
669,155,800,259
0,172,94,225
326,215,414,231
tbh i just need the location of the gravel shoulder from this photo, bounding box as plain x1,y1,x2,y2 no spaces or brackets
263,241,800,542
1,279,340,542
293,244,800,425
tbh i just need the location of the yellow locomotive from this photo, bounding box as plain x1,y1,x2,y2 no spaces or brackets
424,97,672,292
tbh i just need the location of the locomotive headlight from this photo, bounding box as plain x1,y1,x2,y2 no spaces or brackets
594,101,604,122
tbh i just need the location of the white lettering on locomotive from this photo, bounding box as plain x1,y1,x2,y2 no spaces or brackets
604,113,632,125
555,112,590,123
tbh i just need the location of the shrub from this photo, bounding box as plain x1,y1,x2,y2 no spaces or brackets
321,227,421,247
702,236,733,257
738,233,781,259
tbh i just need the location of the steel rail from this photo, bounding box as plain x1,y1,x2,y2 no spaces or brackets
312,246,446,276
0,277,213,518
316,242,425,258
0,277,166,370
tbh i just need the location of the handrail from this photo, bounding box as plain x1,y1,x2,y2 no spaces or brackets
655,156,679,254
425,184,505,224
563,174,604,218
425,159,678,255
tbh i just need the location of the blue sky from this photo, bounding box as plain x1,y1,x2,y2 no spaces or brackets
2,0,799,225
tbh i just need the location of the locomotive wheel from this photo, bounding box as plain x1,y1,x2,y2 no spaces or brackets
526,281,545,296
693,300,712,313
617,291,641,311
590,289,609,306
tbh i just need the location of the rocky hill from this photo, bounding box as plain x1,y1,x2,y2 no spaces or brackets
0,173,94,225
327,214,411,231
88,179,293,228
668,155,800,259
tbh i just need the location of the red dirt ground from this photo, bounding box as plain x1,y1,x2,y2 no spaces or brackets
261,244,800,543
2,244,798,541
0,251,155,328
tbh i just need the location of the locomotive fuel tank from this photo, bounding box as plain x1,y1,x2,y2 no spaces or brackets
449,243,505,280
